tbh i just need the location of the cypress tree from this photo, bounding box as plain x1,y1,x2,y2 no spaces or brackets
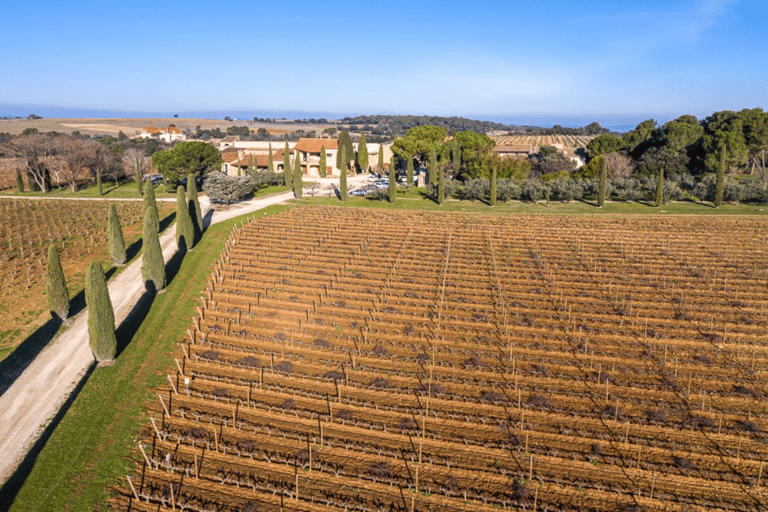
597,157,607,207
655,167,664,207
283,142,292,188
429,148,437,186
46,244,69,320
108,204,127,265
268,143,274,174
490,165,497,206
388,156,396,204
339,145,348,201
143,179,159,229
357,133,369,172
407,156,414,187
294,155,303,198
26,172,37,191
85,261,117,362
438,165,445,205
135,159,143,196
319,146,327,178
715,143,726,208
16,171,24,193
187,172,203,237
142,205,165,292
176,185,194,251
337,131,353,172
452,140,461,173
377,145,384,175
96,167,103,195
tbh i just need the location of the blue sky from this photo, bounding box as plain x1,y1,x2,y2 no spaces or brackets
0,0,765,124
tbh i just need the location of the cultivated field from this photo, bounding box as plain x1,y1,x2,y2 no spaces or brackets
0,198,173,357
490,134,595,148
116,207,767,511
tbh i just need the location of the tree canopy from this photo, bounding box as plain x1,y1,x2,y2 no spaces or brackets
151,141,222,183
453,131,495,163
391,125,448,164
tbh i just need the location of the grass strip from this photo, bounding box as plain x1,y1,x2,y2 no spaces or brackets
5,204,290,511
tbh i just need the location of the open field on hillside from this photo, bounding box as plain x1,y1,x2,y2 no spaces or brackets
490,134,595,148
0,198,174,359
0,118,335,137
114,206,767,511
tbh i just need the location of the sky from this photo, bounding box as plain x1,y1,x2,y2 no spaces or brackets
0,0,765,126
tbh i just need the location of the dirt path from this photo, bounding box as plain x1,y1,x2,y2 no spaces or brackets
0,191,295,483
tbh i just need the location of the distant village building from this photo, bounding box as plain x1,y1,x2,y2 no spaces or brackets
139,126,185,143
493,144,534,160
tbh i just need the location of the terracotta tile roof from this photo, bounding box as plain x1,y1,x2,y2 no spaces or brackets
165,126,182,134
143,126,162,134
295,138,338,153
493,145,533,153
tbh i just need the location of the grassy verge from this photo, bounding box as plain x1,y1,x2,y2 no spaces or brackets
5,204,291,511
253,184,290,198
296,192,768,215
0,181,177,199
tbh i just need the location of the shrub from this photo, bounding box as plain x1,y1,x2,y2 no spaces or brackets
496,178,521,202
203,172,256,204
461,178,489,201
548,177,584,202
521,179,548,202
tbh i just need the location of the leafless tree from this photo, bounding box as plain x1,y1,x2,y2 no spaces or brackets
603,152,636,179
122,147,151,180
2,134,58,192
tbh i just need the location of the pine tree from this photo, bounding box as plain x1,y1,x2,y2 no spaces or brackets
339,145,348,201
655,167,664,207
16,171,24,193
143,179,159,228
283,142,292,188
388,156,396,204
357,133,369,172
319,146,327,178
597,157,607,207
176,185,194,251
46,244,69,320
377,145,384,175
142,206,165,292
452,141,461,174
715,143,726,208
108,204,127,265
437,166,446,205
294,155,303,198
187,172,203,237
135,158,143,196
429,149,438,186
268,143,274,174
490,165,497,206
85,261,117,362
96,167,103,196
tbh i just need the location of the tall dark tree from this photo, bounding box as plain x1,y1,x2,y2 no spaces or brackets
176,185,194,251
268,143,275,174
294,154,303,198
655,167,664,207
452,140,461,173
337,131,353,172
490,164,497,206
283,142,292,187
429,148,438,186
437,165,445,205
339,145,348,201
143,180,159,228
597,157,607,207
407,155,414,187
108,204,127,265
96,167,103,196
715,143,726,208
357,133,369,172
388,156,396,204
85,261,116,362
187,172,203,237
46,244,69,320
141,206,165,292
135,158,143,196
16,171,24,193
319,146,327,178
377,145,384,175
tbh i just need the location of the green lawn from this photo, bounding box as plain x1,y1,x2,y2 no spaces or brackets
0,180,177,199
4,204,291,511
296,190,768,216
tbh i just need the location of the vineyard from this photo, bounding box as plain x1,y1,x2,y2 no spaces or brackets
116,206,767,511
0,198,173,354
490,135,595,148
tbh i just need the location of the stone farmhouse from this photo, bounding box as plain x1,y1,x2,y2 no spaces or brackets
139,126,186,143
